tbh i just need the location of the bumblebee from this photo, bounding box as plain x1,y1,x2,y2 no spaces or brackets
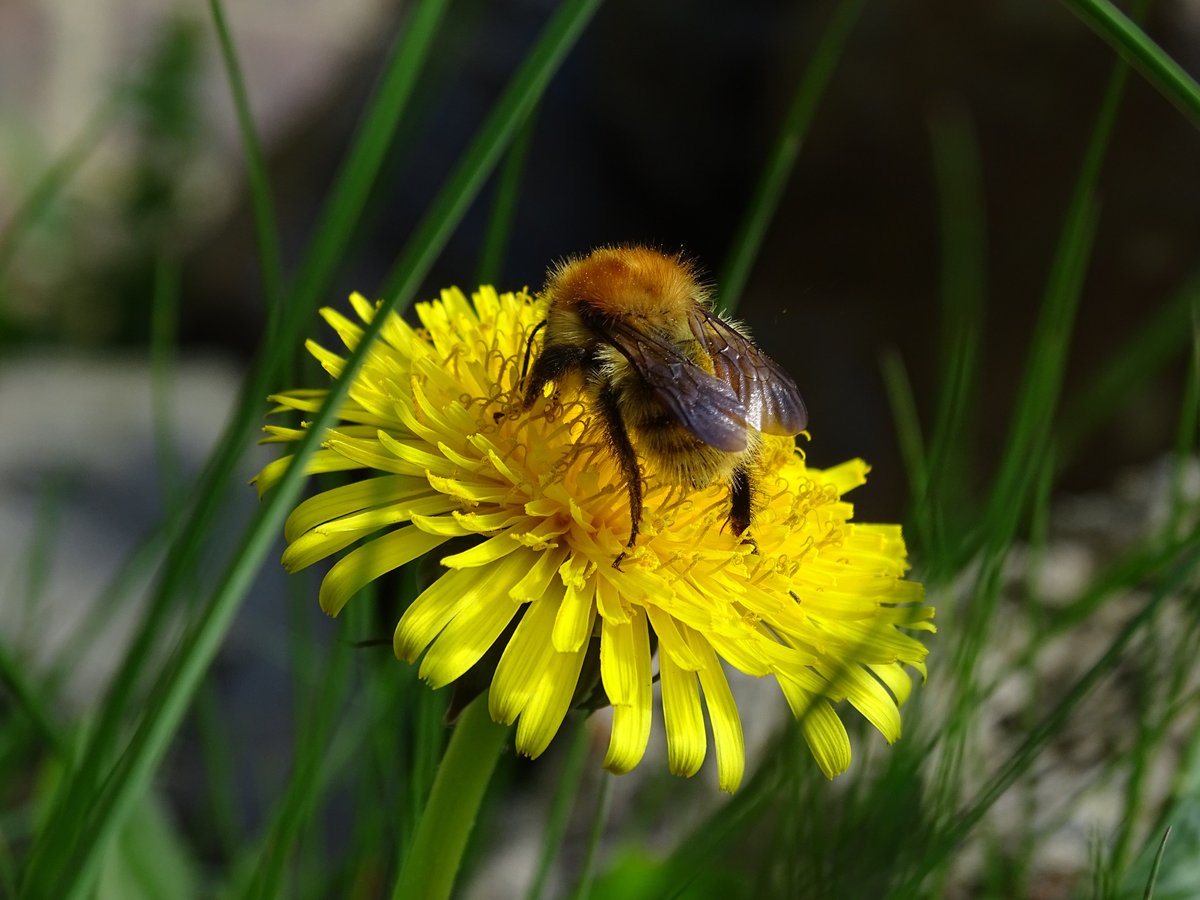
522,245,807,557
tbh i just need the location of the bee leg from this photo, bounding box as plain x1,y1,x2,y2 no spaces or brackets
519,320,548,383
729,463,755,549
521,342,587,409
596,381,642,568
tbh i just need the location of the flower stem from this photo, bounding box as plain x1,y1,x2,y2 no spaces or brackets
392,695,509,900
569,773,613,900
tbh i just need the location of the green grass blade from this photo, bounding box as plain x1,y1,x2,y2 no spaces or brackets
347,689,405,896
978,48,1129,551
240,587,384,900
0,639,69,762
922,105,987,573
1046,526,1190,633
1061,0,1200,126
220,650,412,899
880,347,929,529
230,561,357,897
44,524,167,703
28,494,211,883
921,547,1006,847
240,629,353,900
568,773,614,900
0,826,15,900
0,480,70,760
41,274,402,900
23,0,455,878
987,199,1099,544
379,0,602,303
477,105,539,287
1057,271,1200,465
402,685,448,866
1127,726,1200,898
349,667,431,894
1110,659,1166,880
1166,300,1200,541
717,0,865,314
895,538,1200,896
525,719,590,900
17,477,63,622
286,0,452,329
34,407,240,871
0,95,117,280
25,3,601,895
653,733,787,897
1142,826,1172,900
208,0,286,326
192,685,241,861
150,258,184,518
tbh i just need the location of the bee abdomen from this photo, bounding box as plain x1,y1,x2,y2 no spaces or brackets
632,413,734,488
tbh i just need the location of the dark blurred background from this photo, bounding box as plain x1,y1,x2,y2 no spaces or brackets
5,0,1196,524
200,0,1200,520
0,0,1195,503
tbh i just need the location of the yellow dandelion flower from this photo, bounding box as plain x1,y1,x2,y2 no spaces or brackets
255,286,934,791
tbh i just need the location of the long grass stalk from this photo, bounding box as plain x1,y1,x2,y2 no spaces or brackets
22,0,453,873
208,0,286,327
1142,826,1172,900
378,0,601,302
191,685,241,862
0,641,69,763
0,96,118,280
880,348,929,511
526,720,591,900
1061,0,1200,125
977,41,1129,554
569,773,614,900
907,48,1136,878
21,2,601,896
921,106,986,576
239,603,362,900
894,538,1200,896
477,105,540,287
150,259,184,521
58,0,455,782
286,0,453,327
1057,272,1200,465
1166,300,1200,540
717,0,865,314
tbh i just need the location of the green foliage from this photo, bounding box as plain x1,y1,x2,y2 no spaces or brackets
1062,0,1200,124
96,792,199,900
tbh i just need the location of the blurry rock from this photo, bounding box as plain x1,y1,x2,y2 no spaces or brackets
0,352,247,708
0,0,399,341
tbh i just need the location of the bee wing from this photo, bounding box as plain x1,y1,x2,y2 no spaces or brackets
605,319,751,452
690,307,808,435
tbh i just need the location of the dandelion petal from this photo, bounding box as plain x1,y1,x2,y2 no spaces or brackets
601,610,653,775
491,585,564,724
660,649,706,778
693,635,745,793
318,527,448,616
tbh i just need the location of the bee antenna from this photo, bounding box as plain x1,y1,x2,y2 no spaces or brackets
521,319,548,383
